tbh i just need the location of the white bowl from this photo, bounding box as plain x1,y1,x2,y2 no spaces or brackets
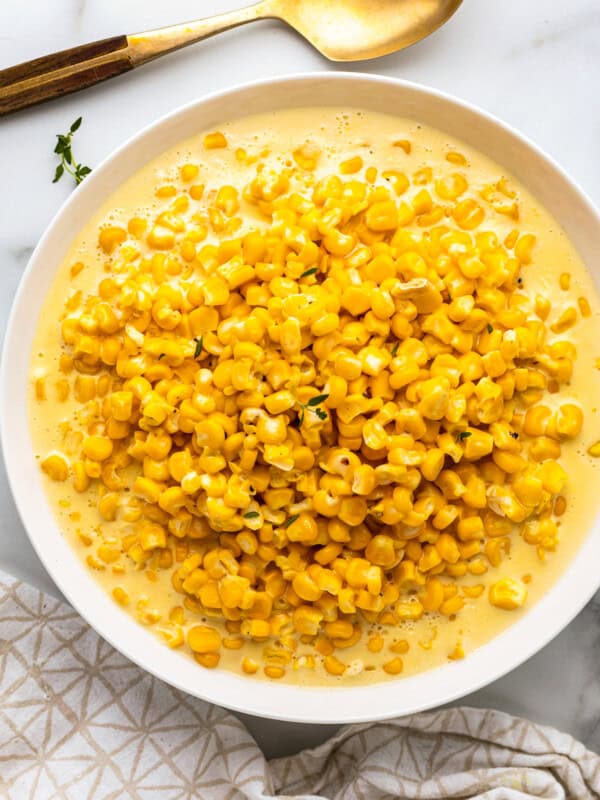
2,73,600,724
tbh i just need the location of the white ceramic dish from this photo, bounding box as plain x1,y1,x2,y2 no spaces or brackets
2,73,600,724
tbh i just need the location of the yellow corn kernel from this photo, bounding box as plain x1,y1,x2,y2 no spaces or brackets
394,139,411,154
34,376,46,401
420,578,444,612
365,534,396,568
367,634,384,653
537,460,567,494
512,473,545,508
452,198,484,230
204,132,227,149
264,390,295,415
180,163,199,182
110,391,133,421
439,595,464,616
324,655,347,676
578,297,592,318
112,587,129,606
139,523,167,551
587,441,600,457
550,307,577,334
86,555,105,571
242,657,259,674
74,375,96,402
554,404,583,439
554,495,567,516
435,532,460,564
463,430,494,461
241,619,271,638
195,653,220,669
222,636,243,650
188,625,221,653
382,657,404,675
535,295,551,320
292,572,321,602
72,462,90,492
457,517,484,542
340,156,364,174
70,260,84,278
489,578,527,610
492,450,526,474
195,419,226,449
215,185,240,216
523,405,552,437
293,142,321,171
203,276,230,306
97,543,120,564
98,492,119,521
435,173,468,201
41,453,69,481
462,584,485,599
365,201,399,232
264,665,286,680
389,639,409,655
293,605,323,636
419,448,444,481
99,226,127,254
396,599,424,620
55,379,70,402
189,184,205,201
155,184,177,198
82,436,113,462
514,233,536,264
448,642,465,661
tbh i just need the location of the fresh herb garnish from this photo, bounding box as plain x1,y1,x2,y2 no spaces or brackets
53,117,92,185
283,514,300,528
296,393,329,426
487,323,493,334
300,267,318,279
158,353,165,361
194,336,203,358
456,431,472,441
244,511,260,519
391,341,399,357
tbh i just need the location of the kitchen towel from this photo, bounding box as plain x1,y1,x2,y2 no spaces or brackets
1,568,599,799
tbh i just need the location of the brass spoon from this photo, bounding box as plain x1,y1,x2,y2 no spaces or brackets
0,0,462,116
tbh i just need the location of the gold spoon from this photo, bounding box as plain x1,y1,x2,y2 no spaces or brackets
0,0,462,116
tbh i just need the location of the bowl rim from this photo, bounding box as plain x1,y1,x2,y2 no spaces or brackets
3,71,600,724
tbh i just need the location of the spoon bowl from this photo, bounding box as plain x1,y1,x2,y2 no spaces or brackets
273,0,463,61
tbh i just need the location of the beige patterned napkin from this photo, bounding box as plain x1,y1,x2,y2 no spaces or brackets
1,568,599,799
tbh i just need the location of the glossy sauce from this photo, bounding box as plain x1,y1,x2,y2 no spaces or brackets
29,108,600,684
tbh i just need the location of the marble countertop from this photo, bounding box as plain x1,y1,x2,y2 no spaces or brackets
1,0,599,760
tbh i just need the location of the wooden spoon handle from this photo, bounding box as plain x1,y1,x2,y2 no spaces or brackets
0,36,133,115
0,2,273,116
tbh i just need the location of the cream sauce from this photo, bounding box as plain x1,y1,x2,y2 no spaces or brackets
29,108,600,684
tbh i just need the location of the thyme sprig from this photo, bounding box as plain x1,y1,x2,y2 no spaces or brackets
297,393,329,426
53,117,91,185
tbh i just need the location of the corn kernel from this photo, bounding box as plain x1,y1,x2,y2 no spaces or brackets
41,453,69,481
489,578,527,610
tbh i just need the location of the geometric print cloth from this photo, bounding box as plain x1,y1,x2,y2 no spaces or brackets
1,569,599,799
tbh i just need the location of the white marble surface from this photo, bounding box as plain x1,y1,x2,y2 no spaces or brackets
1,0,599,760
